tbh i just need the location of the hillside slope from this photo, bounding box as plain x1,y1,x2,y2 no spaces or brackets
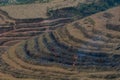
0,6,120,80
0,0,91,18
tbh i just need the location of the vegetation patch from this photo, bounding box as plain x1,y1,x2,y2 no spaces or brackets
0,0,52,6
47,0,120,19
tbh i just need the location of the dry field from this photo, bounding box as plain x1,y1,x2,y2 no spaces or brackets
0,0,94,19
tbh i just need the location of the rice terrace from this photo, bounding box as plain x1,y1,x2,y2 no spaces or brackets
0,0,120,80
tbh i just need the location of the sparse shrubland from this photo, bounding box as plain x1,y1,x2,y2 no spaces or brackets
0,0,52,6
47,0,120,19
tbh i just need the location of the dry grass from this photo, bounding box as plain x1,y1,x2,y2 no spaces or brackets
0,0,89,19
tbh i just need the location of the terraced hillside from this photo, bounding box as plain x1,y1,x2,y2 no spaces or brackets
0,7,73,80
0,9,73,48
0,6,120,80
0,9,73,80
